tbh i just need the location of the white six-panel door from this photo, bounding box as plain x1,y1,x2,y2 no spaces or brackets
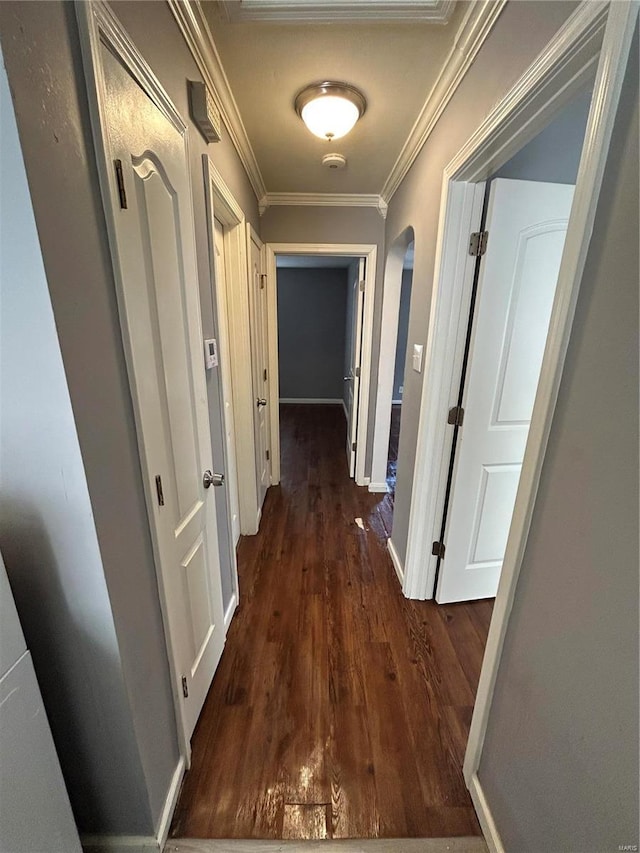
247,226,271,512
437,178,575,603
346,258,366,477
99,43,226,742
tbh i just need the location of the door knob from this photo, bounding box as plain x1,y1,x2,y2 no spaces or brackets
203,470,225,488
343,375,352,381
257,398,267,408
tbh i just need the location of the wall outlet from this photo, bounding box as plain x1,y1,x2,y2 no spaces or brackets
399,385,404,395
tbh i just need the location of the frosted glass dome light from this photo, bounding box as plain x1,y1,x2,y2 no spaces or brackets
295,82,366,141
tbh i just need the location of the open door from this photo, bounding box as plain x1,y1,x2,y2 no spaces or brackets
345,258,366,477
437,178,574,603
247,225,271,513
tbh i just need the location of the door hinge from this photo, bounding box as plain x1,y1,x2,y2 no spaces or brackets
181,676,189,698
260,273,267,289
354,366,361,378
447,405,464,427
114,159,127,209
469,230,488,257
432,541,446,559
263,368,268,382
352,440,357,451
359,280,365,292
266,449,270,461
155,474,165,506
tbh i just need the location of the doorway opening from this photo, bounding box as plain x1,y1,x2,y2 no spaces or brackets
386,240,414,502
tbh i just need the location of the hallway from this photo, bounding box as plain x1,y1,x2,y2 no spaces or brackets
170,405,493,840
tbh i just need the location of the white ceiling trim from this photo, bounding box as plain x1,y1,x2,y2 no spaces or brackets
167,0,267,201
260,192,388,219
220,0,455,24
380,0,508,203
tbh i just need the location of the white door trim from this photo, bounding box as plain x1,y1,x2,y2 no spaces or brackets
396,0,637,789
202,158,260,536
76,0,197,763
265,243,377,487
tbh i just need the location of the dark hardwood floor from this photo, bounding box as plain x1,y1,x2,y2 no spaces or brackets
170,404,493,840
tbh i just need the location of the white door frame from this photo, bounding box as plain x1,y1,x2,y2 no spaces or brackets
202,157,244,618
370,226,416,492
202,159,260,536
265,243,377,487
394,1,637,845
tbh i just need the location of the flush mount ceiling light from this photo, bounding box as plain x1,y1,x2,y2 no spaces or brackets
294,81,366,141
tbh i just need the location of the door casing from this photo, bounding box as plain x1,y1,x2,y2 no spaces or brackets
264,243,377,487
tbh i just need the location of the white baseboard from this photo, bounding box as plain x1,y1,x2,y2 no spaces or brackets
387,538,404,586
468,772,504,853
82,836,159,853
392,398,403,405
355,474,370,487
368,481,389,493
279,397,342,404
224,593,238,630
156,756,185,849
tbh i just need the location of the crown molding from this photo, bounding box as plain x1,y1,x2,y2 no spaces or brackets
259,192,388,218
167,0,267,201
220,0,455,23
381,0,508,203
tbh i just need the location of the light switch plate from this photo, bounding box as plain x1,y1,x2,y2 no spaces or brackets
204,338,218,369
412,344,424,373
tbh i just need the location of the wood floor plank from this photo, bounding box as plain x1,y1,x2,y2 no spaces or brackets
170,405,493,840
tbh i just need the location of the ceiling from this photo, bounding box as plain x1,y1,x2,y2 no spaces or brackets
202,1,466,195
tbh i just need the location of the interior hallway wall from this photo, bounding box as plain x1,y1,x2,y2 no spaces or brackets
479,34,638,849
0,0,260,836
0,52,153,837
277,268,348,401
260,205,385,472
382,0,581,565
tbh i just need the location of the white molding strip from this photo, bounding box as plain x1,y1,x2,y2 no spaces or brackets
387,538,404,585
221,0,455,24
260,192,388,219
381,0,507,202
279,397,343,404
224,593,238,629
156,757,186,850
468,773,504,853
167,0,267,201
368,481,389,493
169,839,489,852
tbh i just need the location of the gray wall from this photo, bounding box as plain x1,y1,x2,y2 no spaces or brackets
260,205,385,468
479,34,638,850
0,0,260,836
494,87,591,184
0,54,153,836
277,268,348,400
383,0,580,565
393,268,413,401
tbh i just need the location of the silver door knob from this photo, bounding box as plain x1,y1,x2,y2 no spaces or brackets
203,470,225,488
256,398,267,408
343,375,352,381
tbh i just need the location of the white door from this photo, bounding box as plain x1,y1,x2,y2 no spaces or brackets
346,258,366,477
213,219,241,545
101,46,225,741
247,225,271,511
437,178,574,603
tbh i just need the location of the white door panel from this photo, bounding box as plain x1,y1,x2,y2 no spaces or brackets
437,178,574,603
102,46,225,741
346,258,366,477
248,226,270,511
213,219,241,545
